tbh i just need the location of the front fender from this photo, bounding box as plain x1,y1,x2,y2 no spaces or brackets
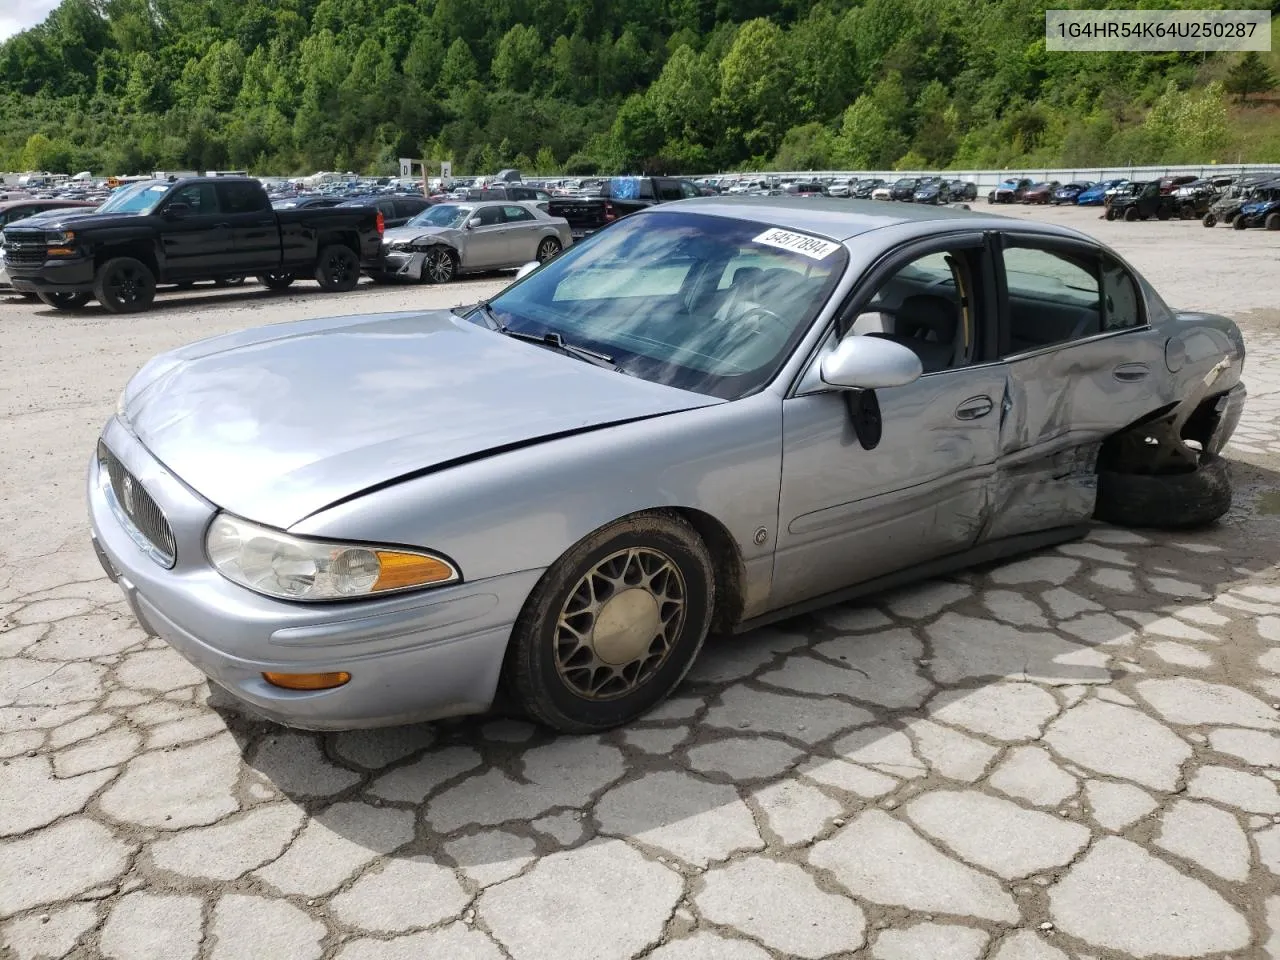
291,393,784,619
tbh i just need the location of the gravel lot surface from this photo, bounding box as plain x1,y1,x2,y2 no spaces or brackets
2,203,1279,960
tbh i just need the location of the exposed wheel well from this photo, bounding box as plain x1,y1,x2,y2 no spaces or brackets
316,231,359,254
669,506,747,635
95,244,157,275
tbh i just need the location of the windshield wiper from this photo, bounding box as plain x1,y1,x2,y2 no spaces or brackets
499,327,619,369
469,301,620,370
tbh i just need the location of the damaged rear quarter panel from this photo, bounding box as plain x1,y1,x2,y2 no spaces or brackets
986,326,1173,541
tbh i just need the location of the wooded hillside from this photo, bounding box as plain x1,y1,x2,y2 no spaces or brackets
1,0,1276,176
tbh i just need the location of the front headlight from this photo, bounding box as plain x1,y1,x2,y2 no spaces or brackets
47,230,75,245
206,515,459,601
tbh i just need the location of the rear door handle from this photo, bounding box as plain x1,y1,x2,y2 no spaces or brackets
1114,362,1149,382
955,396,993,420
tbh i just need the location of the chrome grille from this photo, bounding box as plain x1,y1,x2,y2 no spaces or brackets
2,231,46,265
98,442,176,566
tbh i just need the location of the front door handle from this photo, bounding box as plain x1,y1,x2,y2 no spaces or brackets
956,396,993,420
1114,362,1149,382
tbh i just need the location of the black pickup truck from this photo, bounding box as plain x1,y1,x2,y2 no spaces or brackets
546,176,702,239
2,177,384,313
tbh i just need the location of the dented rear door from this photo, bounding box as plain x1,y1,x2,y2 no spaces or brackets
985,233,1166,541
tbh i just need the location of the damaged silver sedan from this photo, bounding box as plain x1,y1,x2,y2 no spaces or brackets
371,200,572,284
90,198,1245,733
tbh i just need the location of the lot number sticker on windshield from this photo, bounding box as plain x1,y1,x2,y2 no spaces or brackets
752,227,841,261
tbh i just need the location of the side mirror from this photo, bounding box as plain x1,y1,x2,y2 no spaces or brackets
163,202,191,219
467,217,483,229
514,261,540,281
820,335,922,390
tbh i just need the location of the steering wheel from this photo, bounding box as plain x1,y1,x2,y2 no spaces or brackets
734,303,789,334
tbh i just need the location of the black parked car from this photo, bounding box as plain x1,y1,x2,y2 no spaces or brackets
889,177,921,201
850,178,886,199
911,178,950,204
338,194,432,228
948,180,977,201
271,196,344,210
2,177,383,312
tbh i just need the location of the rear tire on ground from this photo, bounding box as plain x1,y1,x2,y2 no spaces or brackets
258,272,295,290
93,257,156,314
1123,207,1139,221
536,237,561,263
314,244,360,292
37,291,91,310
1095,455,1231,530
1202,213,1217,227
502,511,715,733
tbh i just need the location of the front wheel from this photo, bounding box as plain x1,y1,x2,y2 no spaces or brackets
258,272,295,290
503,511,715,732
1123,207,1139,222
38,291,92,310
314,244,360,292
1234,216,1248,230
93,257,156,314
536,237,561,263
1105,206,1117,221
1266,213,1280,231
421,246,458,284
1202,213,1217,228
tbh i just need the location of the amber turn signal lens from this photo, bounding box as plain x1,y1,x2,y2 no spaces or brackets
373,551,456,592
262,671,351,691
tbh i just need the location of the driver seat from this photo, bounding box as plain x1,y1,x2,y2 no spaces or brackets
867,294,958,373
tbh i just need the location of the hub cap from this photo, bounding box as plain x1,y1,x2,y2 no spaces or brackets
555,547,686,700
537,239,558,262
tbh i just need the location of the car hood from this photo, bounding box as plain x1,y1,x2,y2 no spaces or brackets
381,224,461,246
1,208,102,231
122,310,721,527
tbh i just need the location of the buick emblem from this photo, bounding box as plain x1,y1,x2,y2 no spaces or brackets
121,474,136,516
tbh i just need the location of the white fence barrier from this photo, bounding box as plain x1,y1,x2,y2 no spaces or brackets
701,165,1280,191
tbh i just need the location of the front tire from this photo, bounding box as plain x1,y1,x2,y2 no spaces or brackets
422,246,458,284
1095,455,1231,530
1266,213,1280,231
1123,207,1139,222
38,291,91,310
536,237,561,263
1234,216,1248,230
503,511,715,733
314,244,360,292
1105,206,1117,221
258,272,295,290
1202,213,1217,227
93,257,156,314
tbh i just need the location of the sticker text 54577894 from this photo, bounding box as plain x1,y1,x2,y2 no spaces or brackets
752,228,841,261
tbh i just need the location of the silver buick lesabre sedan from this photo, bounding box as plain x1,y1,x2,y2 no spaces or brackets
372,200,572,284
90,198,1246,732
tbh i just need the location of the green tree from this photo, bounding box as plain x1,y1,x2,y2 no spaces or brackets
493,24,544,92
1225,52,1277,103
834,95,905,168
439,37,478,89
714,18,793,160
773,122,835,170
19,132,55,170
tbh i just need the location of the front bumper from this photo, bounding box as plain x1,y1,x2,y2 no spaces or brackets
1207,382,1247,455
8,257,95,294
376,249,429,281
89,417,542,730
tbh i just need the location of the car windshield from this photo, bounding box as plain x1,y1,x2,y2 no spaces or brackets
407,204,473,228
97,182,169,215
894,179,916,188
478,211,847,400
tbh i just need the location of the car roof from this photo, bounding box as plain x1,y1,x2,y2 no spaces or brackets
651,196,1095,244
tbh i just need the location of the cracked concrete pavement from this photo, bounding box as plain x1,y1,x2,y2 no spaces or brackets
2,206,1280,959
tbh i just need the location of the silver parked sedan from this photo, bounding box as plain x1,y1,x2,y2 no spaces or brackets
90,198,1246,732
373,200,572,284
